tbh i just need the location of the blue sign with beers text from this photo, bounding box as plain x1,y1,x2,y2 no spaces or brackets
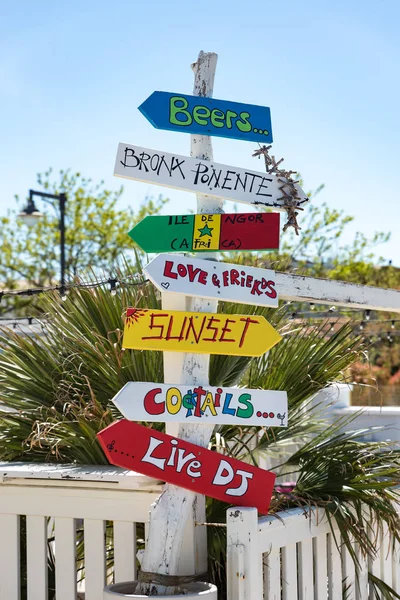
138,92,273,143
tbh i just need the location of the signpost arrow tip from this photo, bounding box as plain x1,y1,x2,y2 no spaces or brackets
138,92,159,128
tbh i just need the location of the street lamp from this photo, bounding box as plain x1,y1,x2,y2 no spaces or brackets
18,189,67,295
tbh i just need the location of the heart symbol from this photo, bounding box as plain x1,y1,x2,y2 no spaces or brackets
161,282,170,290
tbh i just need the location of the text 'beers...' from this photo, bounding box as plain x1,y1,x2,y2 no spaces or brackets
138,92,273,143
169,96,263,134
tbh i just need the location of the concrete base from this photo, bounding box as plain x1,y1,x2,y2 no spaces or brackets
103,581,218,598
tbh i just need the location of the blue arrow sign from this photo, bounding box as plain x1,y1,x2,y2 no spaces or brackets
138,91,273,143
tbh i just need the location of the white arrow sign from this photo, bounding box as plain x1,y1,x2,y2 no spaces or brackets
114,142,308,210
113,382,288,427
144,254,279,307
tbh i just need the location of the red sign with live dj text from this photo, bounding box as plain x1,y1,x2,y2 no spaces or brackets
97,420,275,514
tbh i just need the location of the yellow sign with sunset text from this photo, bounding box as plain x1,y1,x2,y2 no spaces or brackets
122,308,281,357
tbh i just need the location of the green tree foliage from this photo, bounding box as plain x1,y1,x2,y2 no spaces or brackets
0,169,168,315
281,199,394,285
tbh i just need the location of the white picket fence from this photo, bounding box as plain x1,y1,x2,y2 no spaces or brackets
0,463,162,600
0,463,398,599
227,505,400,600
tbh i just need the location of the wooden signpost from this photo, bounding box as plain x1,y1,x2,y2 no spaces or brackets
112,382,288,427
114,143,308,210
100,52,291,595
138,92,273,143
144,254,279,307
122,308,282,356
97,420,276,514
128,212,280,253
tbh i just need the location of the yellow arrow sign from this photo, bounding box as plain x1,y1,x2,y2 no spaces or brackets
123,308,281,357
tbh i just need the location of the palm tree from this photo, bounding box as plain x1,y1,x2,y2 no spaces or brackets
0,260,399,598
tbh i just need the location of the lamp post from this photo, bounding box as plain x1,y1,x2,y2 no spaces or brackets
18,189,67,295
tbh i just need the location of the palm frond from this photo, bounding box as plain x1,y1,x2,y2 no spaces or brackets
209,302,286,386
369,573,400,599
0,259,163,463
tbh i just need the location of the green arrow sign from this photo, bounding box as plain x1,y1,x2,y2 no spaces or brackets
128,213,280,253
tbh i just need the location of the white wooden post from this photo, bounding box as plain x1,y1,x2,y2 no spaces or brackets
226,508,263,600
138,51,221,594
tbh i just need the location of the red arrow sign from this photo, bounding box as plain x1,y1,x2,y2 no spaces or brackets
97,420,275,514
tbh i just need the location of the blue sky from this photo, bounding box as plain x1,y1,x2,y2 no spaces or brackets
1,0,399,264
